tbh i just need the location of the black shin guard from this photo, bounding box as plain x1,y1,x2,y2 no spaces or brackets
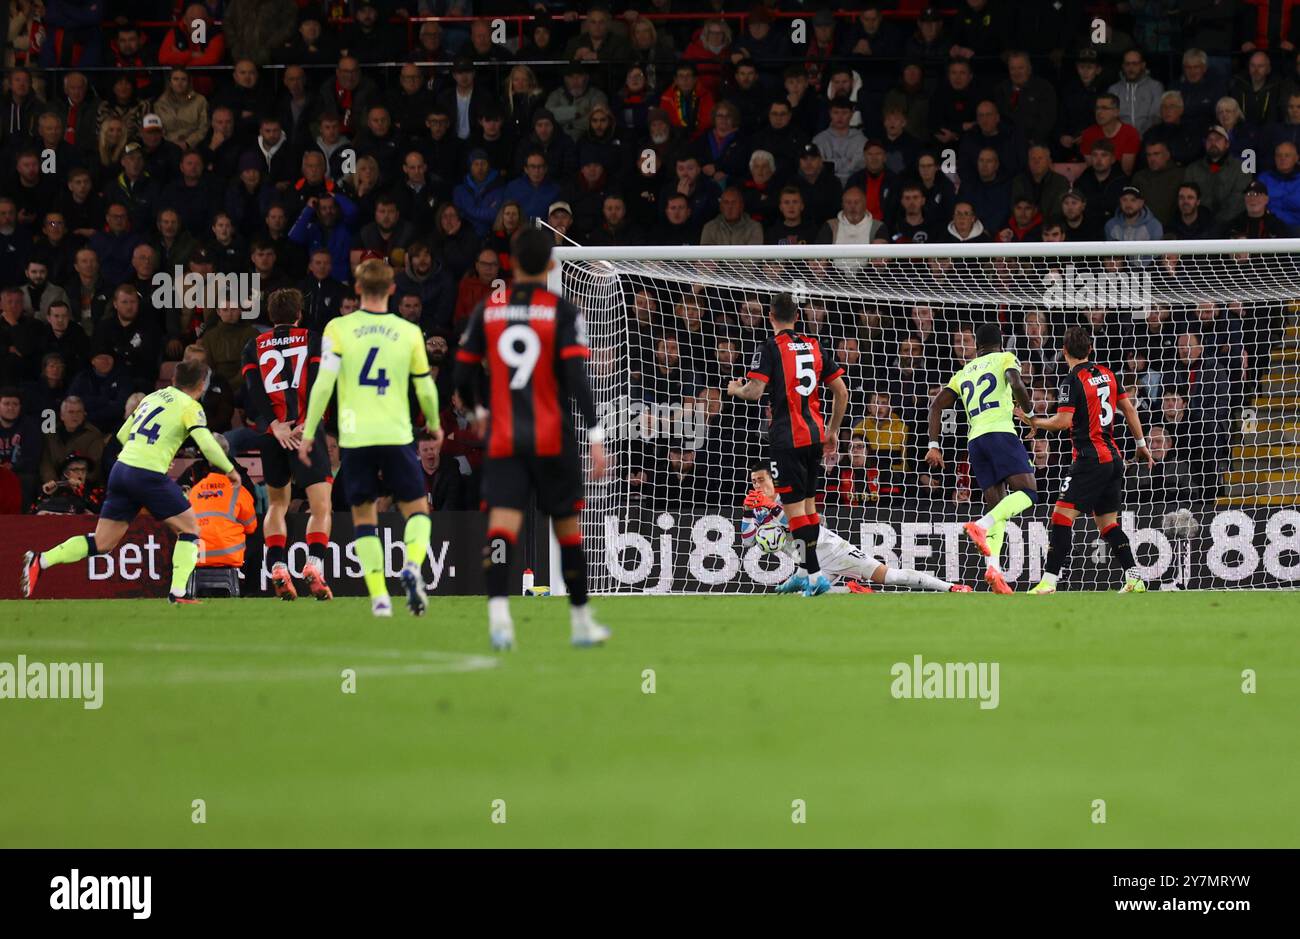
802,523,821,574
559,538,589,607
1102,524,1137,570
1046,517,1075,576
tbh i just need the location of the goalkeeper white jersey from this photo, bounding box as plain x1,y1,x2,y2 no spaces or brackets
779,526,882,582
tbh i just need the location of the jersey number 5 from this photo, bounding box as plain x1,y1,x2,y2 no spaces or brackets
793,352,816,397
359,347,391,395
960,372,998,416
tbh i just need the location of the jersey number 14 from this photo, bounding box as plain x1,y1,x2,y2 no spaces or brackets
128,405,165,445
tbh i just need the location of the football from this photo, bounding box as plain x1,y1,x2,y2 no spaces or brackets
754,521,788,554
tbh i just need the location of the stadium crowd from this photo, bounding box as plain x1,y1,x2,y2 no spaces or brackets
0,0,1292,517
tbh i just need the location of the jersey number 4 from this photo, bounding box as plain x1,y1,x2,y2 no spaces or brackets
960,373,999,416
360,347,391,395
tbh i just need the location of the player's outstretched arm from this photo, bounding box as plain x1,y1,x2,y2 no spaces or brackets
926,386,958,468
1118,396,1155,467
824,375,849,454
191,426,235,476
726,377,766,401
561,355,606,480
1005,368,1037,439
299,341,339,461
412,374,442,444
1030,411,1072,432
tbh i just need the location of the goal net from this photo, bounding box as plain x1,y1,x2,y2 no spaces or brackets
551,240,1300,593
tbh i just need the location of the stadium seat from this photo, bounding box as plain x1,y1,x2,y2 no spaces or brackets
189,567,241,598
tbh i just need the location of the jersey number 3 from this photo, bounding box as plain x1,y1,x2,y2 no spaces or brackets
1096,384,1114,426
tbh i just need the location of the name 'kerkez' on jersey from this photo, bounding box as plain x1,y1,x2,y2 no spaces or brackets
456,285,591,458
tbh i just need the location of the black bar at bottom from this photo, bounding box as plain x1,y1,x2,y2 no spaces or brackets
1,849,1288,924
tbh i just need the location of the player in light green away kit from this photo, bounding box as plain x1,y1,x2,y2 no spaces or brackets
925,323,1039,594
298,259,443,618
21,360,240,603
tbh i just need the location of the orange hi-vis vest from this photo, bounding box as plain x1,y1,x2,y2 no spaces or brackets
189,472,257,568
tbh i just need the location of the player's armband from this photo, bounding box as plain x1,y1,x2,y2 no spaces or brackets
319,336,341,373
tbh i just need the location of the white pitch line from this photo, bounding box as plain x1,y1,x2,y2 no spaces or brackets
0,638,498,683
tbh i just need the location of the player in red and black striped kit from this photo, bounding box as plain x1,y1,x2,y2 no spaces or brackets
454,228,609,651
240,288,335,601
1026,326,1154,594
727,292,849,596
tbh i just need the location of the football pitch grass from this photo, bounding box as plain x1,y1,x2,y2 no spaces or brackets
1,593,1297,848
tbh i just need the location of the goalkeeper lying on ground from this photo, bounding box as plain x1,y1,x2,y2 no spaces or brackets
742,463,972,594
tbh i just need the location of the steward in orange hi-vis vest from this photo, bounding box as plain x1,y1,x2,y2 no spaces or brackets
188,472,257,568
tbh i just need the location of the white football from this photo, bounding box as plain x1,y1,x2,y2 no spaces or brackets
754,522,788,555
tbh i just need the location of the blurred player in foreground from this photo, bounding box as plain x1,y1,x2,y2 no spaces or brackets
927,323,1038,594
453,227,608,651
1025,326,1154,594
21,360,239,603
298,259,443,617
743,463,971,593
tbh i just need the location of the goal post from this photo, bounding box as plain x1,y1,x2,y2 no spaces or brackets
553,239,1300,593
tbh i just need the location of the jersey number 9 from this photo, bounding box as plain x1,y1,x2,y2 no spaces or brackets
499,324,541,390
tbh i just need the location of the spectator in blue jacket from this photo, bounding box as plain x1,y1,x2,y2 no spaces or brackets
287,191,359,283
453,149,506,237
1259,141,1300,230
503,151,560,221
